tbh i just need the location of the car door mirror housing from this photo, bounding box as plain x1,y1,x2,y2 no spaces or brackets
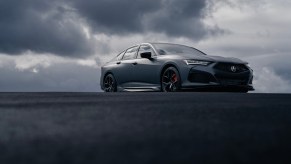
140,52,152,59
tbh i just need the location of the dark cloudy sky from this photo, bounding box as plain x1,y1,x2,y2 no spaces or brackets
0,0,290,92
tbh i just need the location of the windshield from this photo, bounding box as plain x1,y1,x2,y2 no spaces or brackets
153,43,206,56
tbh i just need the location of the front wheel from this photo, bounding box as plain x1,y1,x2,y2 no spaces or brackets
103,74,117,92
161,67,181,92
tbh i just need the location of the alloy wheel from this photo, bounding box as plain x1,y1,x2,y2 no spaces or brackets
104,74,116,92
162,67,180,92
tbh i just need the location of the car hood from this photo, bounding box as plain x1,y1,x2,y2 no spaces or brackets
173,53,248,64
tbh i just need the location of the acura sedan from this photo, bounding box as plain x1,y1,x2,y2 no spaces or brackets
100,43,254,92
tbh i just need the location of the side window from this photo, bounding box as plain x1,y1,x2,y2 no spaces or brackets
109,51,125,62
122,46,139,60
117,51,125,61
137,45,155,58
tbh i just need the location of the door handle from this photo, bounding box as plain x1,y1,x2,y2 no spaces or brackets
116,61,121,64
132,62,137,65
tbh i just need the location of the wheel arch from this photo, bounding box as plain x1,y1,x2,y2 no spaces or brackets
104,71,113,79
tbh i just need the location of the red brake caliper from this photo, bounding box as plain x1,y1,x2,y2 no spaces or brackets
171,74,177,83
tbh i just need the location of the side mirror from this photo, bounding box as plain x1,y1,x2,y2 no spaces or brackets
140,52,152,59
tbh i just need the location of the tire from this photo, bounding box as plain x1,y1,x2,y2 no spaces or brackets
161,67,181,92
238,89,249,93
103,74,117,92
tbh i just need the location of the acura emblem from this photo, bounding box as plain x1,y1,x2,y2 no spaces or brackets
230,66,237,72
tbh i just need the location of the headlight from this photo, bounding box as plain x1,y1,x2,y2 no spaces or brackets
184,59,211,66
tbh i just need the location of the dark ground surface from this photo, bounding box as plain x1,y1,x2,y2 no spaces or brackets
0,92,291,164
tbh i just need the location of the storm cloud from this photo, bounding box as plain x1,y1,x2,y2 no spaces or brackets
0,0,98,57
0,0,222,57
70,0,222,37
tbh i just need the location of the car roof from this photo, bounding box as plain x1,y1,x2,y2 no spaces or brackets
140,42,192,47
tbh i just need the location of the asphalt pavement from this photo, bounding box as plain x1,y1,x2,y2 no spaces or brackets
0,92,291,164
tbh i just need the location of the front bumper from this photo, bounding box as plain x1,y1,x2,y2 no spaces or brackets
181,62,254,91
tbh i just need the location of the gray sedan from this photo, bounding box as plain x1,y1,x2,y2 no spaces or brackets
100,43,254,92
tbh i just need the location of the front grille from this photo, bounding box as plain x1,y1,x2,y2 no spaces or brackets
188,71,216,83
214,63,249,73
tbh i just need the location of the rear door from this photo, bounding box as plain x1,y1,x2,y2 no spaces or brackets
113,46,139,87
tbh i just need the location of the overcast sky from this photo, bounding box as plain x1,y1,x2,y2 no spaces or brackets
0,0,290,92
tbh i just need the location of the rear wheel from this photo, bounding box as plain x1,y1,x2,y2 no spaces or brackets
161,67,181,92
238,89,249,93
103,74,117,92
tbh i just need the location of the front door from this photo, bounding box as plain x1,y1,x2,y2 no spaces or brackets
132,45,161,88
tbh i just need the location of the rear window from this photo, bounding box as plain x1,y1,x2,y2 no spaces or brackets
109,51,125,62
122,46,139,60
